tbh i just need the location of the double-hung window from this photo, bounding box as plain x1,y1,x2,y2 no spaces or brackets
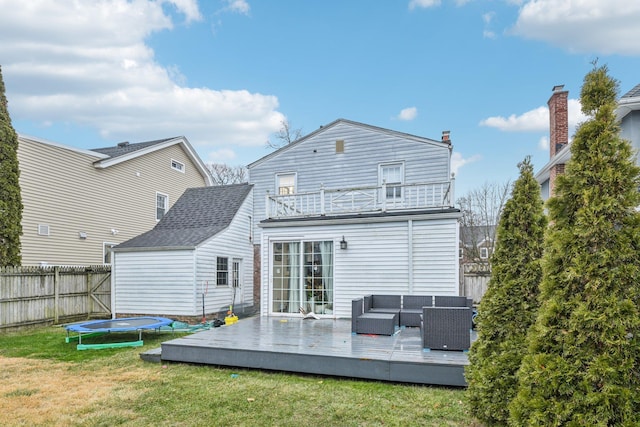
276,172,296,195
156,192,168,221
379,162,404,200
217,257,229,286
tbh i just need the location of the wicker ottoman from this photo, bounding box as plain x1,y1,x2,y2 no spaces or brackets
355,312,398,335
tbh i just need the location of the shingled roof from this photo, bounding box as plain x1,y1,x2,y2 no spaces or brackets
92,138,176,158
115,183,253,250
622,84,640,99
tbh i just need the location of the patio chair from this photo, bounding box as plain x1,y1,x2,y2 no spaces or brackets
421,306,470,351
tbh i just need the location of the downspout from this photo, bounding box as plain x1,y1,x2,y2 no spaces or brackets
408,219,414,294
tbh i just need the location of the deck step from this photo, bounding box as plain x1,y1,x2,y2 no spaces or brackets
140,346,162,363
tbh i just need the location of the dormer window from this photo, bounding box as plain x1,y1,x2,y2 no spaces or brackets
171,159,185,173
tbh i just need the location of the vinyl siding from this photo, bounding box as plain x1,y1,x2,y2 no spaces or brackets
248,121,451,238
18,138,208,266
112,190,253,317
113,250,196,316
259,215,459,318
194,192,254,314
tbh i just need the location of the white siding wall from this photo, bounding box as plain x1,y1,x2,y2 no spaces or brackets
195,193,254,314
113,250,196,316
260,215,459,318
249,121,451,237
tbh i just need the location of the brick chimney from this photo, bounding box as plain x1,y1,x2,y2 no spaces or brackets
548,84,568,197
548,84,568,158
441,130,450,143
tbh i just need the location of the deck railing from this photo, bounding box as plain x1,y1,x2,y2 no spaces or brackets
266,179,454,219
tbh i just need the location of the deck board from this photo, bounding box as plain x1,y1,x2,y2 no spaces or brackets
155,316,472,387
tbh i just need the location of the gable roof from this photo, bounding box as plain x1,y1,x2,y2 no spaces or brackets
92,136,213,185
114,183,253,251
460,225,496,247
248,118,449,169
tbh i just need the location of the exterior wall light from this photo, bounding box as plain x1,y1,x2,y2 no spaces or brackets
340,236,348,250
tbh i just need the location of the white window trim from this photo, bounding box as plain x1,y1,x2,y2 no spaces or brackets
232,258,242,288
378,161,405,200
217,256,229,287
275,172,297,195
171,159,185,173
480,247,489,259
103,242,117,265
156,192,168,221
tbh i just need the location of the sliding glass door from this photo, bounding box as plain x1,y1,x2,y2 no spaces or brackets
272,240,333,315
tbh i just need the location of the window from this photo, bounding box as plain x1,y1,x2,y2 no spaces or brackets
156,192,168,221
379,162,404,199
480,247,489,259
335,139,345,153
171,159,185,173
276,173,296,195
103,242,117,264
232,259,241,288
217,257,229,286
38,224,50,236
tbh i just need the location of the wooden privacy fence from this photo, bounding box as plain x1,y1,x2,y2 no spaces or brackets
461,262,491,304
0,266,111,330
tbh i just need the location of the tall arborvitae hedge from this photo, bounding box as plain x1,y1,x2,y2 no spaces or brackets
510,65,640,425
465,157,546,425
0,65,23,266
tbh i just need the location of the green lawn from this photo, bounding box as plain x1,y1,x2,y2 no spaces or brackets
0,325,478,426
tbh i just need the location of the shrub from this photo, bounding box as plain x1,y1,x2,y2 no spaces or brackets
510,65,640,425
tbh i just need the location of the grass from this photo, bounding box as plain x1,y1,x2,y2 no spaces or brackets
0,325,479,426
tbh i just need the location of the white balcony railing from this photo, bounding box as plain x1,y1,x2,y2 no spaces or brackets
266,179,455,219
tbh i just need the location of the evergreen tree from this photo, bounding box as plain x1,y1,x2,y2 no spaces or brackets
466,157,546,425
0,65,23,266
510,65,640,425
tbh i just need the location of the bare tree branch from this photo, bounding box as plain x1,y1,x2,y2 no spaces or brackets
457,181,511,263
206,163,247,185
266,119,303,150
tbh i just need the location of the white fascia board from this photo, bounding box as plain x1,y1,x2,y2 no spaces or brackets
259,210,462,228
535,144,572,183
616,96,640,120
19,134,109,159
93,136,214,186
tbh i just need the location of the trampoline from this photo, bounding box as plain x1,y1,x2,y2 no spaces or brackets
65,317,174,350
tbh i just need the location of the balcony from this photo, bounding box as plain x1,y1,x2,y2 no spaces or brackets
266,180,455,219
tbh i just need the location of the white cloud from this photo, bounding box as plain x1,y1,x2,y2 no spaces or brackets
409,0,441,10
480,98,587,133
512,0,640,55
480,106,549,132
397,107,418,121
0,0,282,157
163,0,203,23
207,148,237,163
451,152,482,175
538,136,549,150
225,0,250,15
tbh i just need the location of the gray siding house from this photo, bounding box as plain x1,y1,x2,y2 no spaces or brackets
248,119,461,319
111,184,254,317
537,83,640,199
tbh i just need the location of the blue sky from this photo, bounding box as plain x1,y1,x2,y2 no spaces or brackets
2,0,640,197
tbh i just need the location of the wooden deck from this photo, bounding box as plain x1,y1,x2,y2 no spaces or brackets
150,316,472,387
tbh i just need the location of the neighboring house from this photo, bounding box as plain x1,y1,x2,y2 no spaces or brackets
459,225,496,264
17,135,212,266
536,83,640,199
111,184,254,318
248,119,461,319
